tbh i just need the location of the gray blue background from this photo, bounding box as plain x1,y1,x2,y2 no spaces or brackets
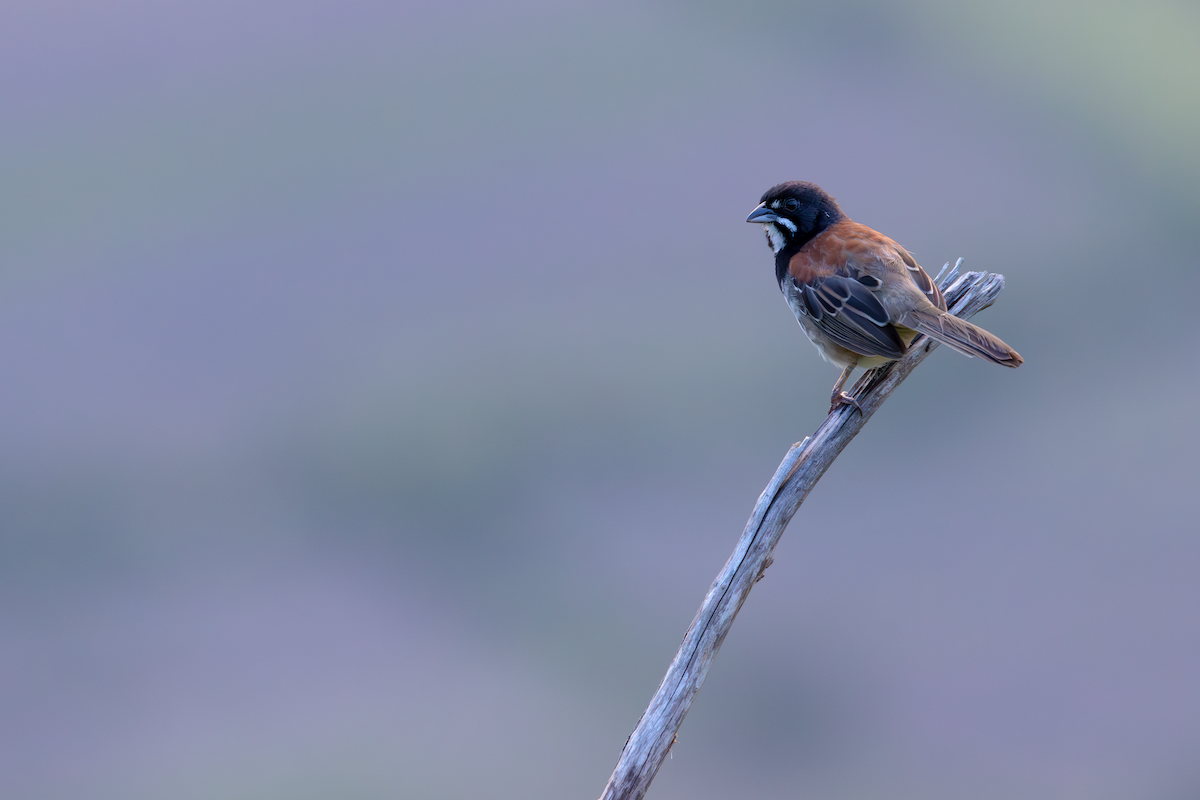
2,1,1198,798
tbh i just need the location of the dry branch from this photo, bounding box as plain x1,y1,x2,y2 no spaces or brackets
598,261,1007,800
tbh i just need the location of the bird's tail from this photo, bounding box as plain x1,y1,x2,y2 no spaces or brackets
901,308,1023,367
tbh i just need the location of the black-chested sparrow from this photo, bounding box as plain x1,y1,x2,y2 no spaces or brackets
747,181,1022,412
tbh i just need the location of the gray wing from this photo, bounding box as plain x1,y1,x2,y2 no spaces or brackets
790,274,906,359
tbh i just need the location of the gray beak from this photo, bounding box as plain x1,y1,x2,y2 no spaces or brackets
746,204,778,223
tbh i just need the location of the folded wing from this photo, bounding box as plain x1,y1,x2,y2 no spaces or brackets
792,274,906,359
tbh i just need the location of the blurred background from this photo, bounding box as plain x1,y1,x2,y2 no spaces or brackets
1,1,1198,798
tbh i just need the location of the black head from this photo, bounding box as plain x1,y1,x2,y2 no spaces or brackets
746,181,845,255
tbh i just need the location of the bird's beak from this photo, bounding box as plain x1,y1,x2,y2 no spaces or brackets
746,204,778,224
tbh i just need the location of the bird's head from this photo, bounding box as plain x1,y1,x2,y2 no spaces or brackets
746,181,844,254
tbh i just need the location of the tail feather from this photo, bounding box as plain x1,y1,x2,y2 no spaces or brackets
902,308,1023,367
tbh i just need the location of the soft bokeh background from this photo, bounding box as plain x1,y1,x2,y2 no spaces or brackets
2,1,1198,798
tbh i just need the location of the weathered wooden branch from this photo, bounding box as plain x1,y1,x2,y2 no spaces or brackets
598,261,1007,800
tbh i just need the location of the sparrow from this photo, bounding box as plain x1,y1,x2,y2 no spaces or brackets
747,181,1022,412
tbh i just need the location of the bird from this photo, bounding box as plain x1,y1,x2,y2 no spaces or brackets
747,181,1022,413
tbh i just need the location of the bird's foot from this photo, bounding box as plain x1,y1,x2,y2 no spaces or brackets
830,391,862,414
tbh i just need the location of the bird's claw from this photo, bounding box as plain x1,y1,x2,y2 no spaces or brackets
830,391,862,414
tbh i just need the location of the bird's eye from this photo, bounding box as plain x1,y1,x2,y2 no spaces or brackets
783,199,800,212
